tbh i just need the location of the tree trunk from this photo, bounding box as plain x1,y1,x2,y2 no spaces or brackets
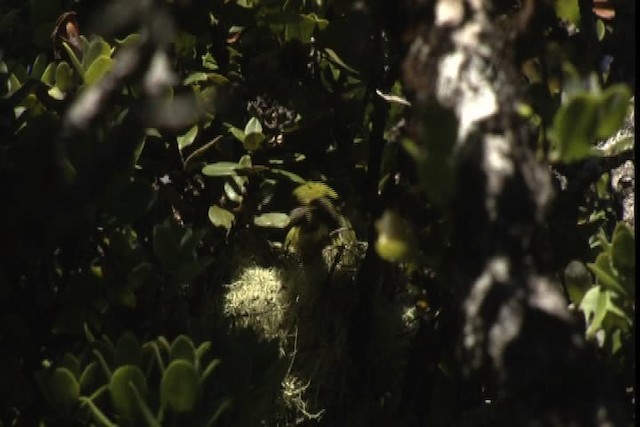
402,1,630,425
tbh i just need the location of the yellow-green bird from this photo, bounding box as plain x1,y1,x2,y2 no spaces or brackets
285,197,343,255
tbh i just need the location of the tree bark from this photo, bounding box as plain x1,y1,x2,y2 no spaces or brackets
402,1,630,425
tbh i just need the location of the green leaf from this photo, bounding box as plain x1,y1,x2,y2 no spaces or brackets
177,125,198,151
554,0,580,26
195,342,211,364
202,52,219,70
83,37,112,70
79,397,117,427
224,181,244,203
79,362,100,395
374,211,414,263
243,117,265,151
93,348,113,379
284,14,316,43
244,132,265,151
208,73,230,85
244,117,262,135
208,205,235,234
179,228,207,255
596,85,632,139
41,62,57,86
587,252,627,295
183,72,209,85
323,48,359,75
49,367,80,410
170,335,196,364
596,19,606,41
31,53,48,79
175,31,197,59
116,33,141,48
375,234,410,263
116,288,137,308
60,353,81,379
161,360,200,413
563,260,592,306
306,13,329,30
205,400,231,427
268,168,306,184
129,382,161,427
109,365,149,421
229,126,246,143
202,162,239,177
611,223,635,284
157,336,171,355
84,55,114,85
579,286,631,338
254,212,290,228
200,359,221,386
550,94,599,163
62,41,85,79
610,328,623,354
55,61,74,92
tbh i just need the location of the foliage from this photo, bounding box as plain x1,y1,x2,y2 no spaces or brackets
0,0,635,425
36,331,229,426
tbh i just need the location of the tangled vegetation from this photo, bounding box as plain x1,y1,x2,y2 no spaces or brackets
0,0,635,425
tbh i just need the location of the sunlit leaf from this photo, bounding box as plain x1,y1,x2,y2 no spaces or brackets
587,252,626,295
244,132,265,151
55,61,74,92
596,19,606,41
243,119,265,151
554,0,580,26
84,56,114,85
41,62,57,86
228,125,245,143
183,72,209,85
254,212,290,228
62,41,85,79
202,162,239,177
177,125,198,151
270,168,306,184
116,33,141,48
580,286,631,338
224,181,244,203
202,52,219,70
208,205,235,234
83,37,112,70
